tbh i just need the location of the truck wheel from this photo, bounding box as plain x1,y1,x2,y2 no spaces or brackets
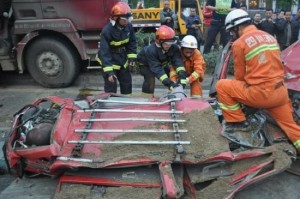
25,37,80,88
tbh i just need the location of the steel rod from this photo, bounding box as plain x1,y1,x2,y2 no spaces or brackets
77,109,183,114
80,118,186,123
57,157,104,163
74,129,188,133
93,98,181,105
68,140,191,145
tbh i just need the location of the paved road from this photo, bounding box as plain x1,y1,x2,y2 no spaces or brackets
0,71,299,199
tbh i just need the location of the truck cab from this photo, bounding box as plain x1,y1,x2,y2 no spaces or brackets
0,0,118,88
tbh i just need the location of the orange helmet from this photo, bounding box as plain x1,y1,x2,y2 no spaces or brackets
111,2,132,20
155,25,176,44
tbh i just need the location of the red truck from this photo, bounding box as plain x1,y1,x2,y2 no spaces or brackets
0,0,118,88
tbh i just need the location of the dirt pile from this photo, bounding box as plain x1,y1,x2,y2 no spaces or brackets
99,107,229,164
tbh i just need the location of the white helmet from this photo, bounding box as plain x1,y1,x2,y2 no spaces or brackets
225,9,251,30
181,35,198,49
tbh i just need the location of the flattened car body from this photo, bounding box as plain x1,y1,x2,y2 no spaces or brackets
3,92,295,198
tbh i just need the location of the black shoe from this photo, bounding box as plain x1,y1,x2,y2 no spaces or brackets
225,121,252,132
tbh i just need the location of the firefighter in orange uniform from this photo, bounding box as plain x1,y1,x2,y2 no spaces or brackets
215,9,300,153
170,35,206,98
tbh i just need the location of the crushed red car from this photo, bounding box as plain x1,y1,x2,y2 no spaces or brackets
2,41,300,198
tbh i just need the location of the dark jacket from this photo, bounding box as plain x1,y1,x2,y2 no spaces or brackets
97,22,137,76
160,8,176,29
252,20,261,29
259,18,276,36
137,43,185,82
186,15,202,36
275,19,299,49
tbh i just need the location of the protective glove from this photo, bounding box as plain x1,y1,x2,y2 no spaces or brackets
178,71,187,89
162,78,179,90
178,71,187,79
170,81,180,90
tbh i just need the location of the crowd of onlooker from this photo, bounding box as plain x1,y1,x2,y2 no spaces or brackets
202,6,300,52
250,8,300,50
137,1,300,53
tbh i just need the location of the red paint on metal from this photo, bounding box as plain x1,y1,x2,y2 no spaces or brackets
231,159,274,184
159,162,177,198
281,41,300,92
183,173,197,199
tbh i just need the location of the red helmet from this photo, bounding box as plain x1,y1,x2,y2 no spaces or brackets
111,2,132,20
155,25,176,44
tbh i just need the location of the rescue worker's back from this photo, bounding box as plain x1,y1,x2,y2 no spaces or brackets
233,25,283,85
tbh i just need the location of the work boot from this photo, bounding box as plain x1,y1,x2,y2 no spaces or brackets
224,121,252,132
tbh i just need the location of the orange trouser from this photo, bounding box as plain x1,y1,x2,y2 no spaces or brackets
170,69,202,97
189,79,203,97
216,79,300,152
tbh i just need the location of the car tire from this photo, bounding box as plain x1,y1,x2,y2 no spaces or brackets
25,37,80,88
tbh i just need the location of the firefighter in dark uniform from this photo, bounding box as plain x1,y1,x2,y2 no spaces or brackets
137,25,187,96
97,2,137,95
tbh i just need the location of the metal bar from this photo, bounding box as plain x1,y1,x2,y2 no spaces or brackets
72,100,103,157
57,157,104,163
80,118,186,123
74,129,188,133
77,109,183,114
94,98,181,105
68,140,191,145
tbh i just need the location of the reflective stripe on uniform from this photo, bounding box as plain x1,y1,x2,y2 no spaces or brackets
191,72,199,79
245,44,279,61
176,66,185,72
159,74,168,82
110,38,129,46
294,140,300,148
95,55,102,65
127,53,137,59
218,102,241,110
112,65,121,70
180,79,187,84
103,66,113,72
124,60,128,69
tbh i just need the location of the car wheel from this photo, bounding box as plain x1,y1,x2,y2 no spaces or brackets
25,37,80,88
